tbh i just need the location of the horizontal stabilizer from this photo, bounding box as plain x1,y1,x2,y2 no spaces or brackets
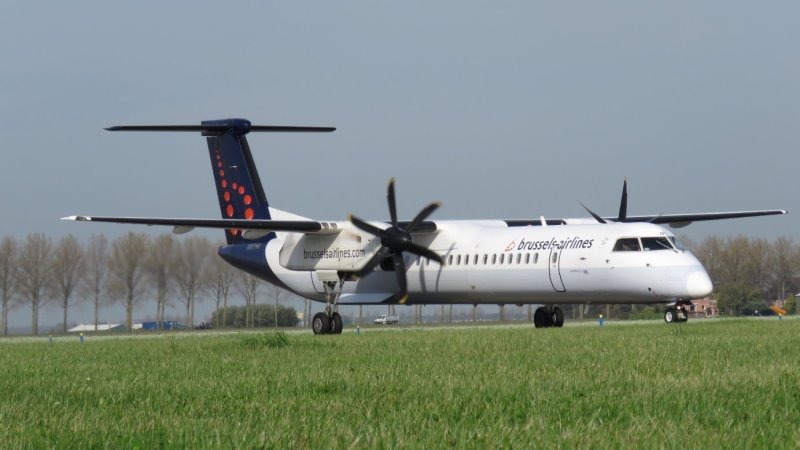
106,123,335,135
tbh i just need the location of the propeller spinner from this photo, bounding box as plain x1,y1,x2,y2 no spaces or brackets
348,178,444,304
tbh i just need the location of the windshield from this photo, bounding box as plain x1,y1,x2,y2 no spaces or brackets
640,237,674,251
668,236,687,251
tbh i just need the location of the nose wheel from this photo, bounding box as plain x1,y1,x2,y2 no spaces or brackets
664,301,690,323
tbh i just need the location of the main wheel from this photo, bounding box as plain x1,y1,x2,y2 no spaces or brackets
552,306,564,328
330,312,344,334
312,312,330,335
533,307,546,328
664,307,676,323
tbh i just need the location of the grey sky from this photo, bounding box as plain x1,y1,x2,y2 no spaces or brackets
2,1,798,329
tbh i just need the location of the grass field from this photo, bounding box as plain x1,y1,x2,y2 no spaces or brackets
2,319,799,449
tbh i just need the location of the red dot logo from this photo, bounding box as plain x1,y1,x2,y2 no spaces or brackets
219,170,225,177
223,192,230,202
221,180,227,188
245,208,254,220
217,161,223,168
232,182,238,190
226,204,234,217
238,186,245,195
243,195,252,205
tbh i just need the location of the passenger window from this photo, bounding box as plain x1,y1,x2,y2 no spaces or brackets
463,254,468,266
500,254,505,264
473,255,478,265
448,255,453,265
508,254,513,264
483,254,488,265
456,255,461,265
492,254,497,264
525,253,530,264
551,252,558,264
641,237,673,251
534,253,539,264
613,238,641,252
516,253,521,264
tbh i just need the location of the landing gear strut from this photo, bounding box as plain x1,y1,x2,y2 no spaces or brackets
312,273,345,335
533,306,564,328
664,300,691,324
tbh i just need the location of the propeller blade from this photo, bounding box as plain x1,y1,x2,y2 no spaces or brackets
349,214,390,239
392,253,408,304
354,247,391,278
405,201,441,233
387,178,398,228
579,202,607,224
407,243,445,265
618,178,628,222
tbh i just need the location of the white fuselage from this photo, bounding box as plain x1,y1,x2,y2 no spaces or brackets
263,220,712,306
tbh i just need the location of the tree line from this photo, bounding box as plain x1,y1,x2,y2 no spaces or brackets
686,235,799,315
0,232,295,335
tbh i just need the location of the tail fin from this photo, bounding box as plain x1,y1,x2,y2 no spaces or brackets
204,119,273,244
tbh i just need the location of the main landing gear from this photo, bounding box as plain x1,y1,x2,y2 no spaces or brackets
664,300,691,324
312,274,345,335
533,306,564,328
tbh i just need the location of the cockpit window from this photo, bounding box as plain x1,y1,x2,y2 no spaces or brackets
613,238,641,252
668,236,687,251
641,237,674,251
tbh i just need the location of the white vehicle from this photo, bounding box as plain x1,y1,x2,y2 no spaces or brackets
65,118,787,335
374,314,399,325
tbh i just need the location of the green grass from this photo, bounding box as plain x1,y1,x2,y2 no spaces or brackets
1,320,800,449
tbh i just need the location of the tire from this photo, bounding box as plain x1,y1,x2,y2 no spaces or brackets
331,313,343,334
533,307,547,328
312,313,330,335
553,306,564,328
664,308,675,324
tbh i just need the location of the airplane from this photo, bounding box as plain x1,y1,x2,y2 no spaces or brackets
63,118,788,334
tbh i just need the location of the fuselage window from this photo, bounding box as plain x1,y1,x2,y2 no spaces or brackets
551,252,558,264
500,254,505,264
463,254,468,266
483,254,488,265
641,237,674,251
534,253,539,264
473,254,478,265
508,253,513,264
613,238,641,252
448,255,453,266
525,253,530,264
456,255,461,265
516,253,521,264
492,254,497,264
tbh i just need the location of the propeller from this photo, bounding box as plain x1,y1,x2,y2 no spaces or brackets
348,178,444,304
581,178,629,224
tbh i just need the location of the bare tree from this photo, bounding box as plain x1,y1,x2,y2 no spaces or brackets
51,234,85,333
173,236,210,328
237,272,260,328
0,237,18,336
146,234,175,329
207,244,234,328
107,232,149,332
265,283,288,327
82,233,109,329
16,233,53,335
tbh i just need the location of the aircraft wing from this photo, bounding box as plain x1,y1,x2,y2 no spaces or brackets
612,210,788,228
61,215,338,236
505,209,787,228
61,215,439,235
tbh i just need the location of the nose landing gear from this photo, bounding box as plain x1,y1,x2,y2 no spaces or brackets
664,300,691,323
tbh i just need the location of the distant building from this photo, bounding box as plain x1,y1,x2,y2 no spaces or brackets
68,323,124,333
689,297,718,317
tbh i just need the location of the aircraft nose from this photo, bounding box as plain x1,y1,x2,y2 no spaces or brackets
686,271,713,298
